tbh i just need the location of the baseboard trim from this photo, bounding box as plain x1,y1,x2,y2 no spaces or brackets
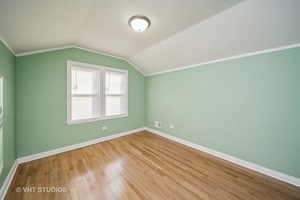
0,161,18,200
146,128,300,187
18,127,145,164
1,126,298,200
0,127,145,199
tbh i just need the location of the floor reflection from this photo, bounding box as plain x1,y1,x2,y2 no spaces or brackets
104,158,124,199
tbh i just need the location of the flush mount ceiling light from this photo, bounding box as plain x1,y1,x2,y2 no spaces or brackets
128,15,151,32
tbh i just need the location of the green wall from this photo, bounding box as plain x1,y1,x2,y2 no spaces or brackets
2,42,300,186
0,41,16,187
16,48,146,157
147,47,300,178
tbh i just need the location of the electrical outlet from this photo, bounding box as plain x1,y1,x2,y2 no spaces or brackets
154,121,161,128
102,126,107,130
170,125,174,129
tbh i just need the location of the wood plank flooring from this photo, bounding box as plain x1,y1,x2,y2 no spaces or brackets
4,131,300,200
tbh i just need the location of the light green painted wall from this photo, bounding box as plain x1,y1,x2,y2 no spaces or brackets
16,48,146,157
8,44,300,180
0,41,16,187
147,47,300,178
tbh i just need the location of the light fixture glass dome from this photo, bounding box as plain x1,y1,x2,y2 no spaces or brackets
129,15,151,32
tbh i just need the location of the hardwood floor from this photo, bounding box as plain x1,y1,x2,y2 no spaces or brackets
5,131,300,200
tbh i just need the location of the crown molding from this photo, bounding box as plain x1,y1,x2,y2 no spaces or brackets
15,45,146,76
15,45,72,57
0,35,15,55
5,40,300,77
73,46,146,76
146,43,300,76
124,59,146,76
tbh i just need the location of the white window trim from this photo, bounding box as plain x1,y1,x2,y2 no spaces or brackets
66,60,128,125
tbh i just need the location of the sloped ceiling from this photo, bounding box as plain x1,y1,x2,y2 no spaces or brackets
0,0,300,75
130,0,300,75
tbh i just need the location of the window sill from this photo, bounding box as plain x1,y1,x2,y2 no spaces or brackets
66,114,128,125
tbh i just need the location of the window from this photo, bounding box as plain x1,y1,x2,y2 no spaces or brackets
71,66,100,121
105,71,127,116
67,61,128,125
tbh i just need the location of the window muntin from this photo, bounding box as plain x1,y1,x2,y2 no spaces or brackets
71,66,100,121
67,61,128,125
105,71,127,116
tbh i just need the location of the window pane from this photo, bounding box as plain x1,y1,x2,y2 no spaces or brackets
106,71,125,95
72,67,99,95
105,96,125,116
72,96,99,120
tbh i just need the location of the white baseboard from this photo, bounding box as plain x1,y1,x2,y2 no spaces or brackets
146,128,300,187
1,126,298,200
0,127,145,199
18,127,146,164
0,161,18,200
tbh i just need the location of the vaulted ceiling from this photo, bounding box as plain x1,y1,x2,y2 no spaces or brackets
0,0,300,75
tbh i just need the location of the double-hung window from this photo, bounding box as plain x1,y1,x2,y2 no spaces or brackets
67,61,128,125
105,70,127,116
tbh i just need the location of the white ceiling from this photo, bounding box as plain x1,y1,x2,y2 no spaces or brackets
0,0,300,75
130,0,300,75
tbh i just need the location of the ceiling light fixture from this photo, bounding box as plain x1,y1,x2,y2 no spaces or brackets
128,15,151,32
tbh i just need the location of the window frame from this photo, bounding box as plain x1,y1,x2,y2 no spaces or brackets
67,60,128,125
105,70,128,117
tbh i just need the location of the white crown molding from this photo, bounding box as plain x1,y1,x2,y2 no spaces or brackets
146,128,300,187
124,59,146,76
15,45,146,76
146,43,300,76
0,161,18,200
15,45,72,57
17,127,145,164
69,46,145,76
9,41,300,77
70,46,126,61
0,35,15,55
